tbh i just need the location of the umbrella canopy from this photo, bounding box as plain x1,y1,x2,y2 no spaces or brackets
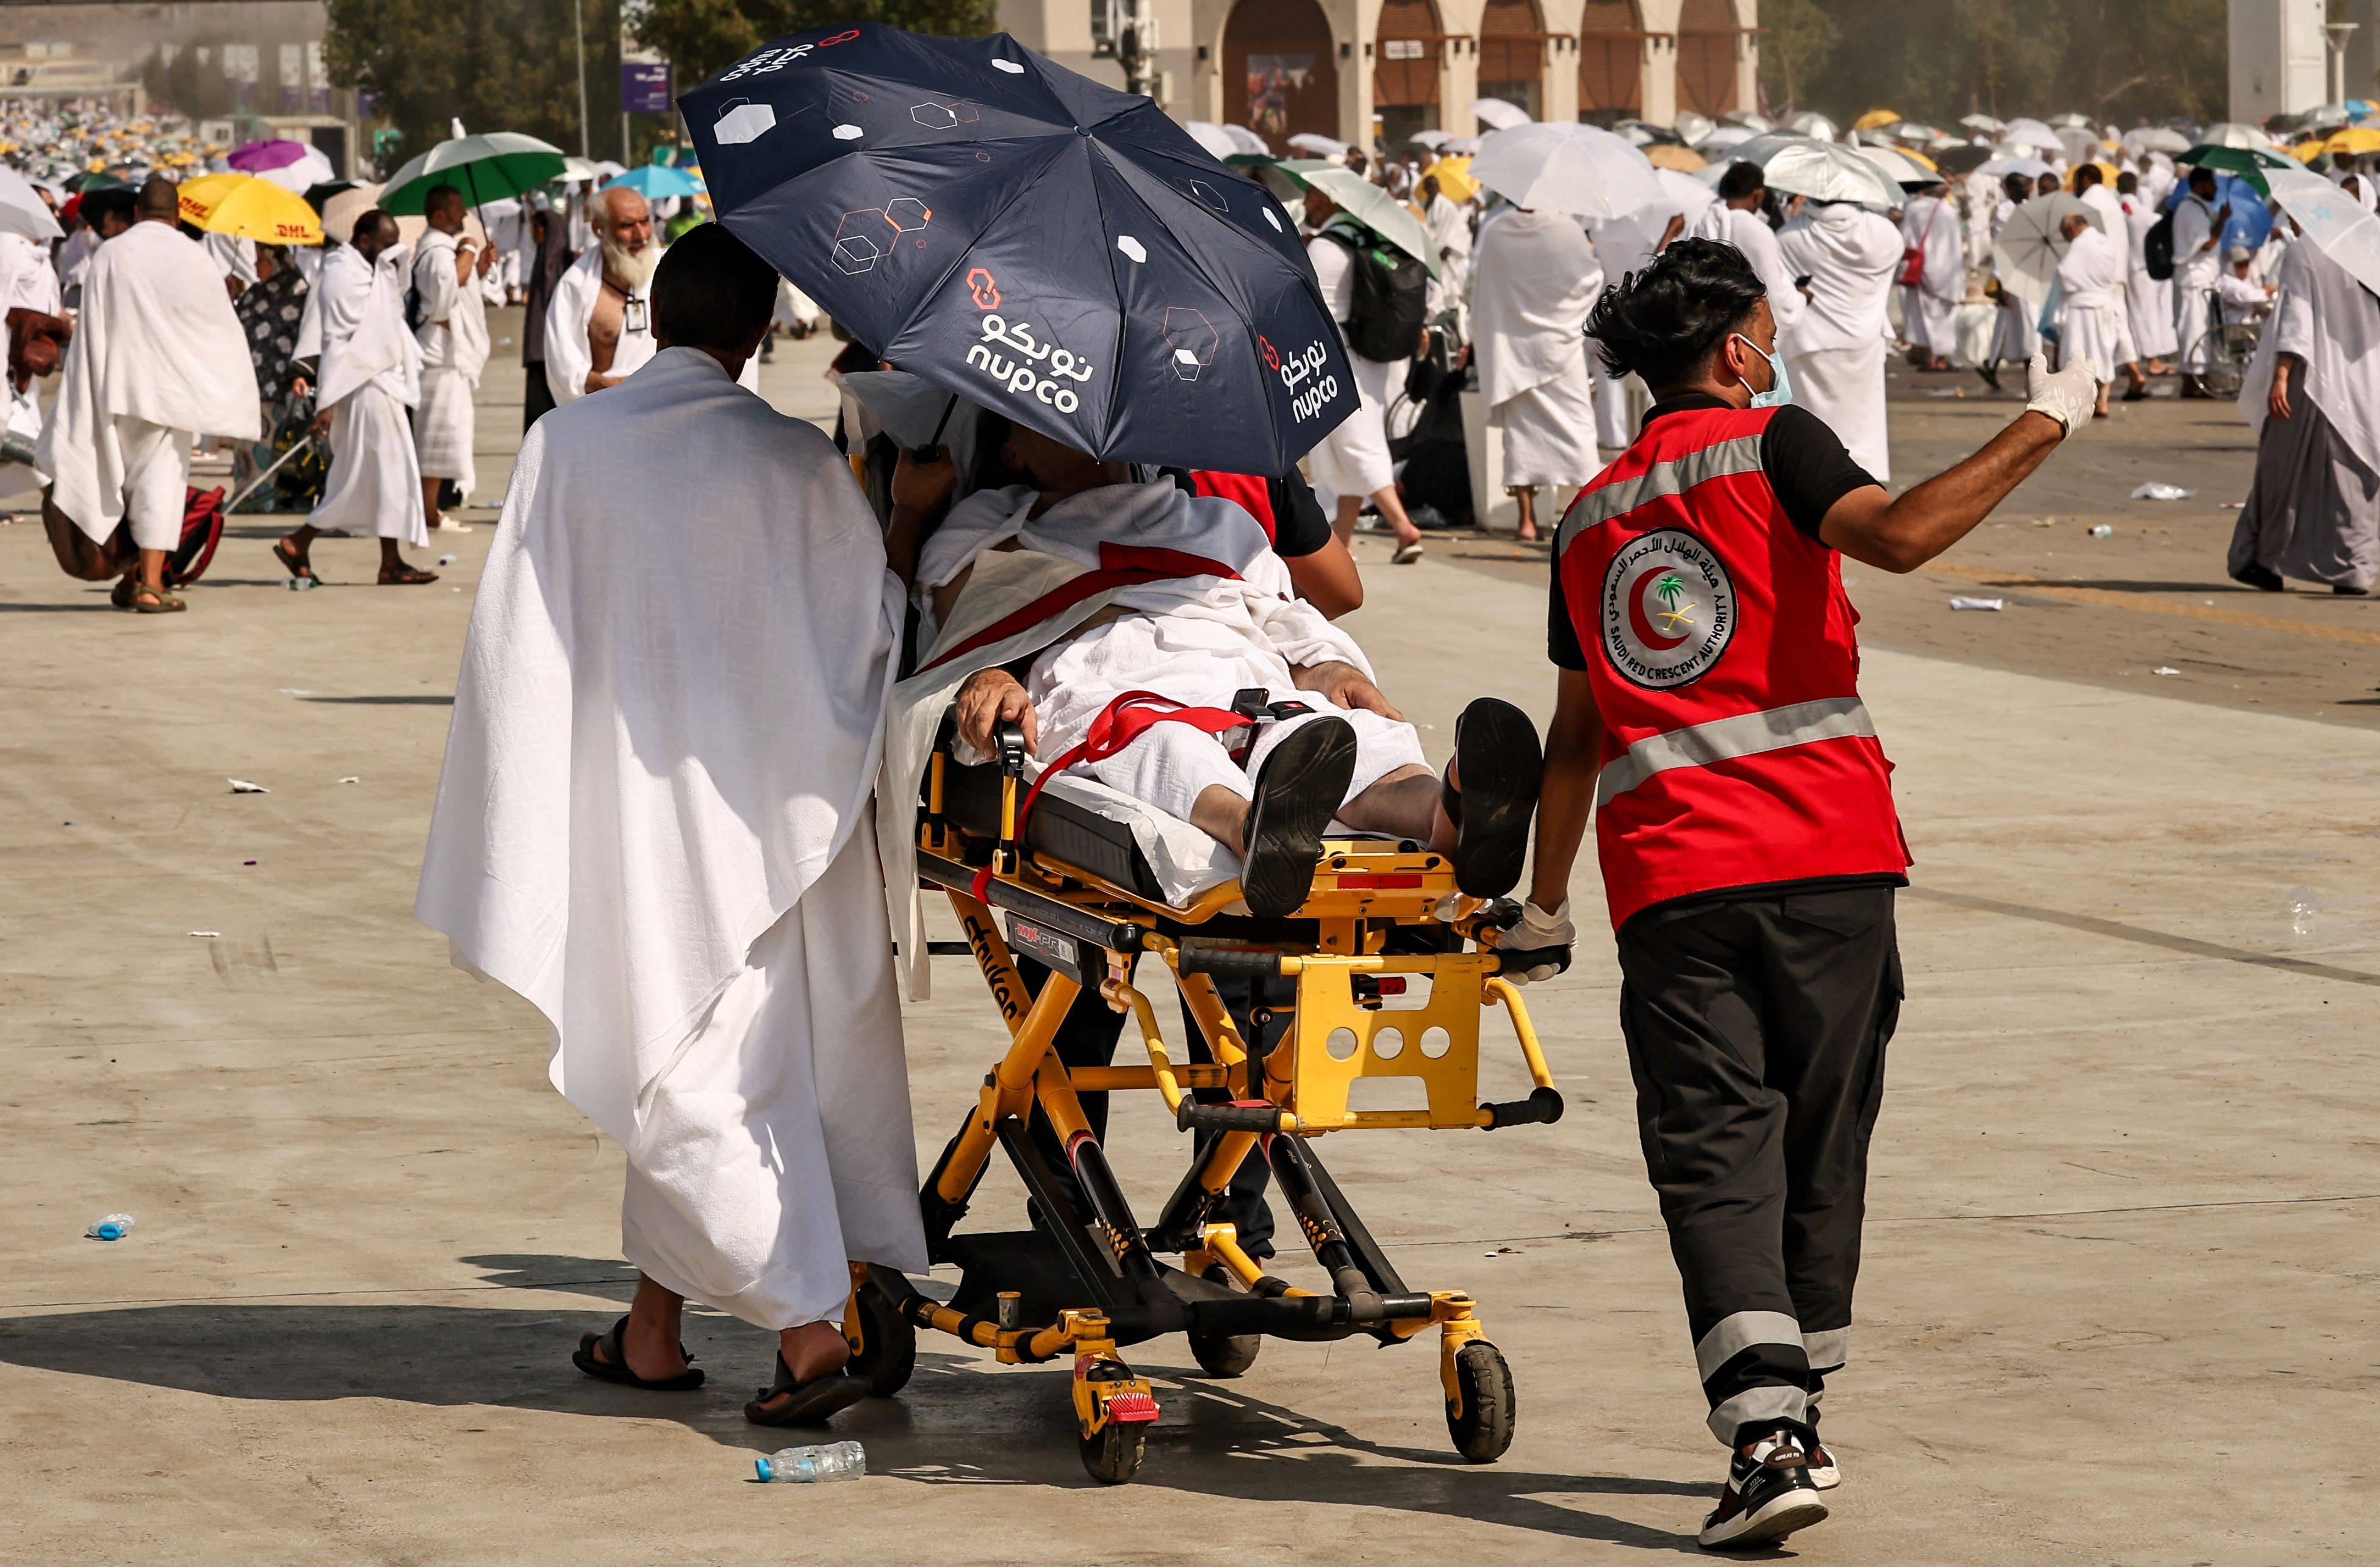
1991,192,2101,298
378,131,567,214
1181,121,1237,161
1958,113,2006,134
2181,143,2297,179
609,163,705,198
681,23,1359,473
1857,145,1938,186
1267,160,1441,275
2047,112,2094,129
1645,143,1706,173
2305,102,2354,129
319,181,383,246
1934,143,1994,175
1788,112,1839,141
1468,121,1666,219
2054,126,2104,165
1655,166,1717,219
1419,155,1477,203
2123,126,2193,156
2264,162,2380,295
1720,110,1773,134
1220,124,1271,157
1408,128,1451,151
1470,96,1532,132
1671,110,1715,145
176,171,324,245
1727,132,1905,207
1285,132,1349,160
1851,109,1902,132
2327,126,2380,154
1695,126,1755,154
2200,121,2276,149
228,138,336,193
0,165,60,240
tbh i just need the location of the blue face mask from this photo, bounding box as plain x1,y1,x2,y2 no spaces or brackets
1732,333,1794,408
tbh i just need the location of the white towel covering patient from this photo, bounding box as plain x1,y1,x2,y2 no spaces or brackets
417,339,928,1338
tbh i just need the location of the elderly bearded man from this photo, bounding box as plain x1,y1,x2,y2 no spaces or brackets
544,184,661,406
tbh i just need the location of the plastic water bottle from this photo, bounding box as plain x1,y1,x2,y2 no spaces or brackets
2288,887,2318,938
755,1440,865,1483
86,1213,135,1241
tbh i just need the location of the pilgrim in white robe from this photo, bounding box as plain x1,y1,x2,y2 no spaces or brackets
1586,212,1671,448
2054,224,2137,383
1689,201,1806,353
417,346,927,1331
1897,192,1963,356
308,242,426,546
1471,207,1603,490
2171,191,2225,375
411,226,491,499
35,220,259,550
544,244,760,407
2230,235,2380,594
2122,192,2178,359
1303,220,1400,502
1426,190,1473,306
1778,203,1902,481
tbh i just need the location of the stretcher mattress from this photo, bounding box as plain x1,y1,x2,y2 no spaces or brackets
938,756,1242,907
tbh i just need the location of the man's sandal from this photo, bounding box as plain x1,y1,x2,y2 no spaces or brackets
110,576,138,609
271,539,316,582
378,563,439,585
1239,716,1358,918
1391,539,1425,564
743,1353,867,1427
1445,697,1544,898
128,582,185,614
571,1314,706,1391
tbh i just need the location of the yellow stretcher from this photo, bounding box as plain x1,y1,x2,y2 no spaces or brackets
838,717,1569,1483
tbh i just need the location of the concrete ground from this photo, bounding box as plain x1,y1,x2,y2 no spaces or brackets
2,323,2375,1564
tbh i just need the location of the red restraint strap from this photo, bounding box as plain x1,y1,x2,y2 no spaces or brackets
969,690,1251,903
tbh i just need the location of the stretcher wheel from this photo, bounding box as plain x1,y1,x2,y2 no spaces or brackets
1186,1266,1262,1378
1079,1418,1146,1485
1445,1341,1516,1463
848,1281,915,1397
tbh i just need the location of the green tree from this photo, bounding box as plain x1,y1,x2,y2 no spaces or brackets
325,0,623,170
1756,0,1838,112
631,0,994,97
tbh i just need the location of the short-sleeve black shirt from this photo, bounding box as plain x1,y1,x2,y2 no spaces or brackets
1160,467,1336,560
1547,395,1880,670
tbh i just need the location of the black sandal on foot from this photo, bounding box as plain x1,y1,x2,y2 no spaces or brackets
1445,697,1544,899
1238,716,1357,918
744,1354,867,1427
572,1314,705,1391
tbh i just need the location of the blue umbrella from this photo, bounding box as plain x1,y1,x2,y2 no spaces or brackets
609,163,705,199
680,23,1356,472
2161,173,2274,252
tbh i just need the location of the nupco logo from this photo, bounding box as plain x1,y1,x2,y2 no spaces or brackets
966,268,1001,309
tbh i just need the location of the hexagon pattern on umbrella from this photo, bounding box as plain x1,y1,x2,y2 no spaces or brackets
680,23,1357,474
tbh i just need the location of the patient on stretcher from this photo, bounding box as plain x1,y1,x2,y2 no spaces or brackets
896,419,1544,917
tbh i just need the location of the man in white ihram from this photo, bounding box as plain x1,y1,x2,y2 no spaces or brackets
2170,165,2232,398
273,211,439,586
1470,202,1602,544
1896,178,1963,371
544,184,661,405
418,224,926,1429
1778,197,1903,480
2054,209,2147,416
36,176,257,614
411,182,496,532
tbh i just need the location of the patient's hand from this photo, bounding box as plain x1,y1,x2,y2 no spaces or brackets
955,667,1039,757
1295,660,1404,721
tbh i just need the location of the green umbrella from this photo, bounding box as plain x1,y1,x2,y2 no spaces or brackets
378,131,567,215
2179,143,2297,185
1255,158,1441,278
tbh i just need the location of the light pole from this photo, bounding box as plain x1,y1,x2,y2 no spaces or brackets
572,0,591,159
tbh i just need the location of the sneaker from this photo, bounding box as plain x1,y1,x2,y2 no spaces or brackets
1697,1430,1829,1551
1805,1434,1841,1491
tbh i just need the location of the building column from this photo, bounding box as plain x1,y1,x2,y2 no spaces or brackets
1731,0,1758,115
1638,0,1678,124
1442,0,1481,136
1190,0,1231,122
1336,0,1373,149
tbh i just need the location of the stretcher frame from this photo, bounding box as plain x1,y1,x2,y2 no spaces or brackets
837,722,1567,1484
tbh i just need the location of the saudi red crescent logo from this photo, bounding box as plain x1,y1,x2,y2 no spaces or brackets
1600,528,1735,690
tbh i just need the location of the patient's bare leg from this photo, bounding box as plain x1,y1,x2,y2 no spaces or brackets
1336,763,1453,849
1191,785,1253,854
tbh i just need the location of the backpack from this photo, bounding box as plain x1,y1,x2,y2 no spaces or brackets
2143,207,2181,282
1316,225,1429,363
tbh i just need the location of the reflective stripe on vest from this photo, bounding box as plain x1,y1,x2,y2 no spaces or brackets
1595,696,1877,807
1555,434,1766,553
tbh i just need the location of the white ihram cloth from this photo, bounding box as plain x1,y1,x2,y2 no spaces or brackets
203,231,259,287
2172,193,2223,373
35,221,259,547
1303,226,1398,500
1778,204,1901,481
1426,191,1473,301
1472,207,1603,488
2231,236,2380,593
1689,203,1805,351
2122,194,2179,358
542,245,760,406
1897,194,1962,355
883,480,1389,998
308,243,425,546
411,228,491,494
416,347,925,1328
2054,225,2137,381
1586,213,1673,448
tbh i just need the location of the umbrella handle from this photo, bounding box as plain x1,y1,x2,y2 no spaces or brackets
908,393,958,464
226,432,316,512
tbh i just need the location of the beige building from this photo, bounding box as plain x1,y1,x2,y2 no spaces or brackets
996,0,1758,150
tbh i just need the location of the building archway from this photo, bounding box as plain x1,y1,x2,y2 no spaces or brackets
1223,0,1340,154
1576,0,1642,123
1477,0,1545,122
1676,0,1741,117
1374,0,1443,149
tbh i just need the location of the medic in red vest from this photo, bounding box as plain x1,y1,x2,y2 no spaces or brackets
1497,238,2099,1549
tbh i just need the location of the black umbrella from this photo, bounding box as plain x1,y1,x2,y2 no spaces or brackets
681,23,1357,472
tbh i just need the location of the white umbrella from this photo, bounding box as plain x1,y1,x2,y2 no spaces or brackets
2047,111,2094,129
1696,126,1755,154
2123,126,2193,156
1182,121,1239,161
1727,132,1906,207
1409,128,1451,150
252,145,336,195
1979,155,2054,182
2001,125,2063,156
1720,110,1773,134
1221,124,1272,157
1470,96,1533,131
0,166,61,241
1287,131,1350,160
2304,102,2353,129
1959,113,2006,134
1858,145,1938,185
1655,166,1717,219
2265,163,2380,295
1991,192,2102,298
1469,121,1666,218
1673,110,1716,145
1788,112,1839,142
1264,160,1441,276
2201,121,2276,149
2054,126,2104,165
1443,135,1482,156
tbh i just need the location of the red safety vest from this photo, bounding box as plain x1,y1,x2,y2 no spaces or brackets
1554,403,1908,929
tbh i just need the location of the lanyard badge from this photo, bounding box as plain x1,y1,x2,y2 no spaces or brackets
624,295,649,336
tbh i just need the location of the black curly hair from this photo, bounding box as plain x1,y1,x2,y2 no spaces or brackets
1584,237,1768,391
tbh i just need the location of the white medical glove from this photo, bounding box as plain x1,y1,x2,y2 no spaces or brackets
1498,898,1576,985
2023,351,2098,435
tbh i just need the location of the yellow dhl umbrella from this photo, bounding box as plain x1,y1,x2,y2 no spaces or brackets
2292,139,2327,161
176,172,324,245
2326,126,2380,154
1420,154,1477,202
1852,109,1903,132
